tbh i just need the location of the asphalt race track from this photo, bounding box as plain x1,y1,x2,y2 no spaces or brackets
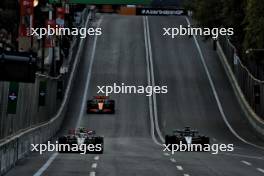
5,14,264,176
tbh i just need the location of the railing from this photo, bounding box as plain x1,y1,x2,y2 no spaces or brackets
0,8,91,176
218,35,264,119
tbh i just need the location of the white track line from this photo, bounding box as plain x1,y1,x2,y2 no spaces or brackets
145,16,165,143
164,152,170,156
176,165,183,171
32,12,94,176
170,158,176,163
91,163,98,169
76,17,103,128
33,153,58,176
241,160,252,166
94,155,100,160
221,153,264,160
257,168,264,174
185,16,264,151
184,174,190,176
143,16,161,146
89,171,96,176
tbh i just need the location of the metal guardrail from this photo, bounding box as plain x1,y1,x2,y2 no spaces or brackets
218,36,264,118
0,8,91,176
217,36,264,136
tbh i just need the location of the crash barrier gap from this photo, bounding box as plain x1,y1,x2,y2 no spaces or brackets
216,35,264,136
0,8,92,176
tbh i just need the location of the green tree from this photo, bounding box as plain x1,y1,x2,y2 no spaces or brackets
243,0,264,53
222,0,246,49
243,0,264,77
192,0,223,28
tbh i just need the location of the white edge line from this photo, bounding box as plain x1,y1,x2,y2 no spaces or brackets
0,11,92,148
76,17,103,128
145,16,165,143
143,16,161,146
32,12,93,176
185,16,264,151
33,153,58,176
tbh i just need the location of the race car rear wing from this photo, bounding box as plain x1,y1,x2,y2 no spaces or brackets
94,96,109,99
173,127,198,136
68,128,96,135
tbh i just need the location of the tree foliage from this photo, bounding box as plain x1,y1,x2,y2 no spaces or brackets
192,0,223,28
243,0,264,55
190,0,264,57
222,0,246,49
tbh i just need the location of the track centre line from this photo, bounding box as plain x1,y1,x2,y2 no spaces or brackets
220,152,264,160
32,16,103,176
164,152,170,156
170,158,176,163
241,160,252,166
185,16,264,151
176,165,184,171
91,163,98,169
94,155,100,160
89,171,96,176
257,168,264,174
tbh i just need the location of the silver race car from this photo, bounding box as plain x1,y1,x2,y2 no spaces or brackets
58,127,104,154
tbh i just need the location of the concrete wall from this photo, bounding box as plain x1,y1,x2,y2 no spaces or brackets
0,8,91,176
216,40,264,136
0,78,59,141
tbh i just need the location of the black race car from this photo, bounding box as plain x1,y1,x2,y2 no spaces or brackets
165,127,210,151
58,128,104,154
87,96,115,114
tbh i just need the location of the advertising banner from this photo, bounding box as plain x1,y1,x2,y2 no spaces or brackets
56,7,65,27
136,8,187,16
19,0,34,37
45,20,56,48
7,82,19,114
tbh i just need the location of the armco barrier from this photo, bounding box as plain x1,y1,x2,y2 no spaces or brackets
0,9,91,176
216,38,264,136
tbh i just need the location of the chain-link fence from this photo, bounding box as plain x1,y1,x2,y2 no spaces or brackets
218,36,264,119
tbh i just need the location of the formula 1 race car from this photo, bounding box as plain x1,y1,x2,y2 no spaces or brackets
165,127,210,151
87,96,115,114
58,127,104,154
